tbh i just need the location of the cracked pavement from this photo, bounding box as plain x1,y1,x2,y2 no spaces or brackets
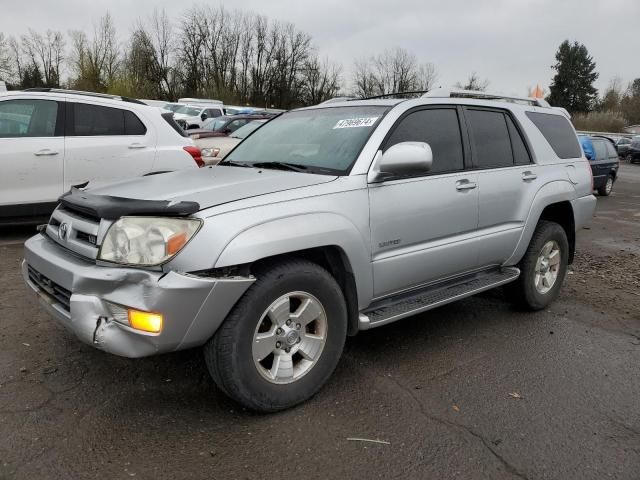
1,163,639,479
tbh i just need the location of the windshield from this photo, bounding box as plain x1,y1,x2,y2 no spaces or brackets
224,106,387,174
203,118,230,131
175,105,201,116
163,103,182,112
231,120,267,139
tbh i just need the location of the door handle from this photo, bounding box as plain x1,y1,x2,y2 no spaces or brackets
128,143,146,149
34,149,59,156
455,180,477,191
522,171,537,181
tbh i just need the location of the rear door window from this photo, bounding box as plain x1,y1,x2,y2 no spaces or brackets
124,111,147,135
72,103,124,136
465,109,513,168
506,116,532,165
605,142,617,159
525,111,581,159
0,99,58,138
385,108,465,174
593,140,607,160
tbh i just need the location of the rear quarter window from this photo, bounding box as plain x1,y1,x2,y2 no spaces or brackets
525,111,581,159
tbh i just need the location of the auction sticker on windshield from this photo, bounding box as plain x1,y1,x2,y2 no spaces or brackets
333,117,379,129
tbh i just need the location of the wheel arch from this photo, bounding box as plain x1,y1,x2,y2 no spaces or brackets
213,213,373,335
506,181,578,265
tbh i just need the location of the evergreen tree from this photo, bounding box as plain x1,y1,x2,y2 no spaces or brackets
547,40,598,114
20,64,44,88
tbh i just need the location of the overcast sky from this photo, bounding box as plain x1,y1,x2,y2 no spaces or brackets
1,0,638,96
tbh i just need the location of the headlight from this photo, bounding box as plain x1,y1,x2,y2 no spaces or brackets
98,217,202,266
201,148,220,157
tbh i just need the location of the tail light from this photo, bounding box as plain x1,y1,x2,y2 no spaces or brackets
586,160,594,191
183,146,204,167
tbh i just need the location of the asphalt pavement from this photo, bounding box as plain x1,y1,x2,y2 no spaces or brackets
1,163,639,479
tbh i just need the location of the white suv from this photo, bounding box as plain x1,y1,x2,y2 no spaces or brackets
0,89,202,222
171,104,225,129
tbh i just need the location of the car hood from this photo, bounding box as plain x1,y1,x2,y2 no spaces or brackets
86,166,338,211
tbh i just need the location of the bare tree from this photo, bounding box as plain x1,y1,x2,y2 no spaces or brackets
179,7,208,96
300,54,341,105
353,47,437,97
455,72,489,91
8,37,25,84
599,76,623,112
20,29,65,87
69,13,120,91
0,33,13,81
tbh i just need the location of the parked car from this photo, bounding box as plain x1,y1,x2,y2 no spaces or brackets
22,88,595,412
162,103,184,113
187,114,269,139
578,135,619,196
0,88,203,223
197,119,267,164
139,99,170,110
172,104,224,129
625,137,640,163
615,137,633,158
178,97,223,106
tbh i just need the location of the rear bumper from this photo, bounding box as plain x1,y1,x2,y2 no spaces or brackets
23,234,254,358
571,194,597,231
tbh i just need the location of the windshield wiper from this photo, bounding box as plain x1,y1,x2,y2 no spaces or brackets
250,161,309,173
219,160,254,168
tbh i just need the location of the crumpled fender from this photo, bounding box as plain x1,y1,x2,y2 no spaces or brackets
214,212,373,308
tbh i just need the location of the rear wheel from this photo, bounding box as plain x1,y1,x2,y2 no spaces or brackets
507,220,569,310
204,259,347,412
597,175,614,196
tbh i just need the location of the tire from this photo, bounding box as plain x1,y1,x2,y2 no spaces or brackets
204,259,347,412
597,175,614,196
506,220,569,311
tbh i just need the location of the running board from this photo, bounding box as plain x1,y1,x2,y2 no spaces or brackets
359,267,520,330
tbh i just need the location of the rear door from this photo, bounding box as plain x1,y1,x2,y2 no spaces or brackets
0,97,64,215
467,107,540,267
64,101,155,190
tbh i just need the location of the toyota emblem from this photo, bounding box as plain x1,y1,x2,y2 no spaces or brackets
59,223,69,240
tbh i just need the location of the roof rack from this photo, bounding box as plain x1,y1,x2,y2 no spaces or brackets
358,90,430,101
22,88,146,105
423,88,550,108
318,96,357,104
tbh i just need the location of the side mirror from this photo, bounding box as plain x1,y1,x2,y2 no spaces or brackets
370,142,433,182
201,113,207,121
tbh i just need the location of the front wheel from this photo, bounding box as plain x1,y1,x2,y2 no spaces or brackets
204,259,347,412
506,220,569,310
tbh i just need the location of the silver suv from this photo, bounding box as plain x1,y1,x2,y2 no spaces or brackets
22,88,596,412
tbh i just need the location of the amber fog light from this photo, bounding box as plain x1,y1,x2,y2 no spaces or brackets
128,309,163,333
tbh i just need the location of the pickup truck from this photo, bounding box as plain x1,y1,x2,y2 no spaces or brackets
22,88,596,412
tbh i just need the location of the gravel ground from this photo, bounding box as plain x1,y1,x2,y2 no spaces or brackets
1,163,639,480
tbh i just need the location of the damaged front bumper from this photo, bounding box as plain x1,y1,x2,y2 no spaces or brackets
22,234,254,358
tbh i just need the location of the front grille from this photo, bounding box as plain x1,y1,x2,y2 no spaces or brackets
27,265,71,312
45,207,103,260
76,231,97,245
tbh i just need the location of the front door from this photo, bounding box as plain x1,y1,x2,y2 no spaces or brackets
368,107,479,298
0,97,64,216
